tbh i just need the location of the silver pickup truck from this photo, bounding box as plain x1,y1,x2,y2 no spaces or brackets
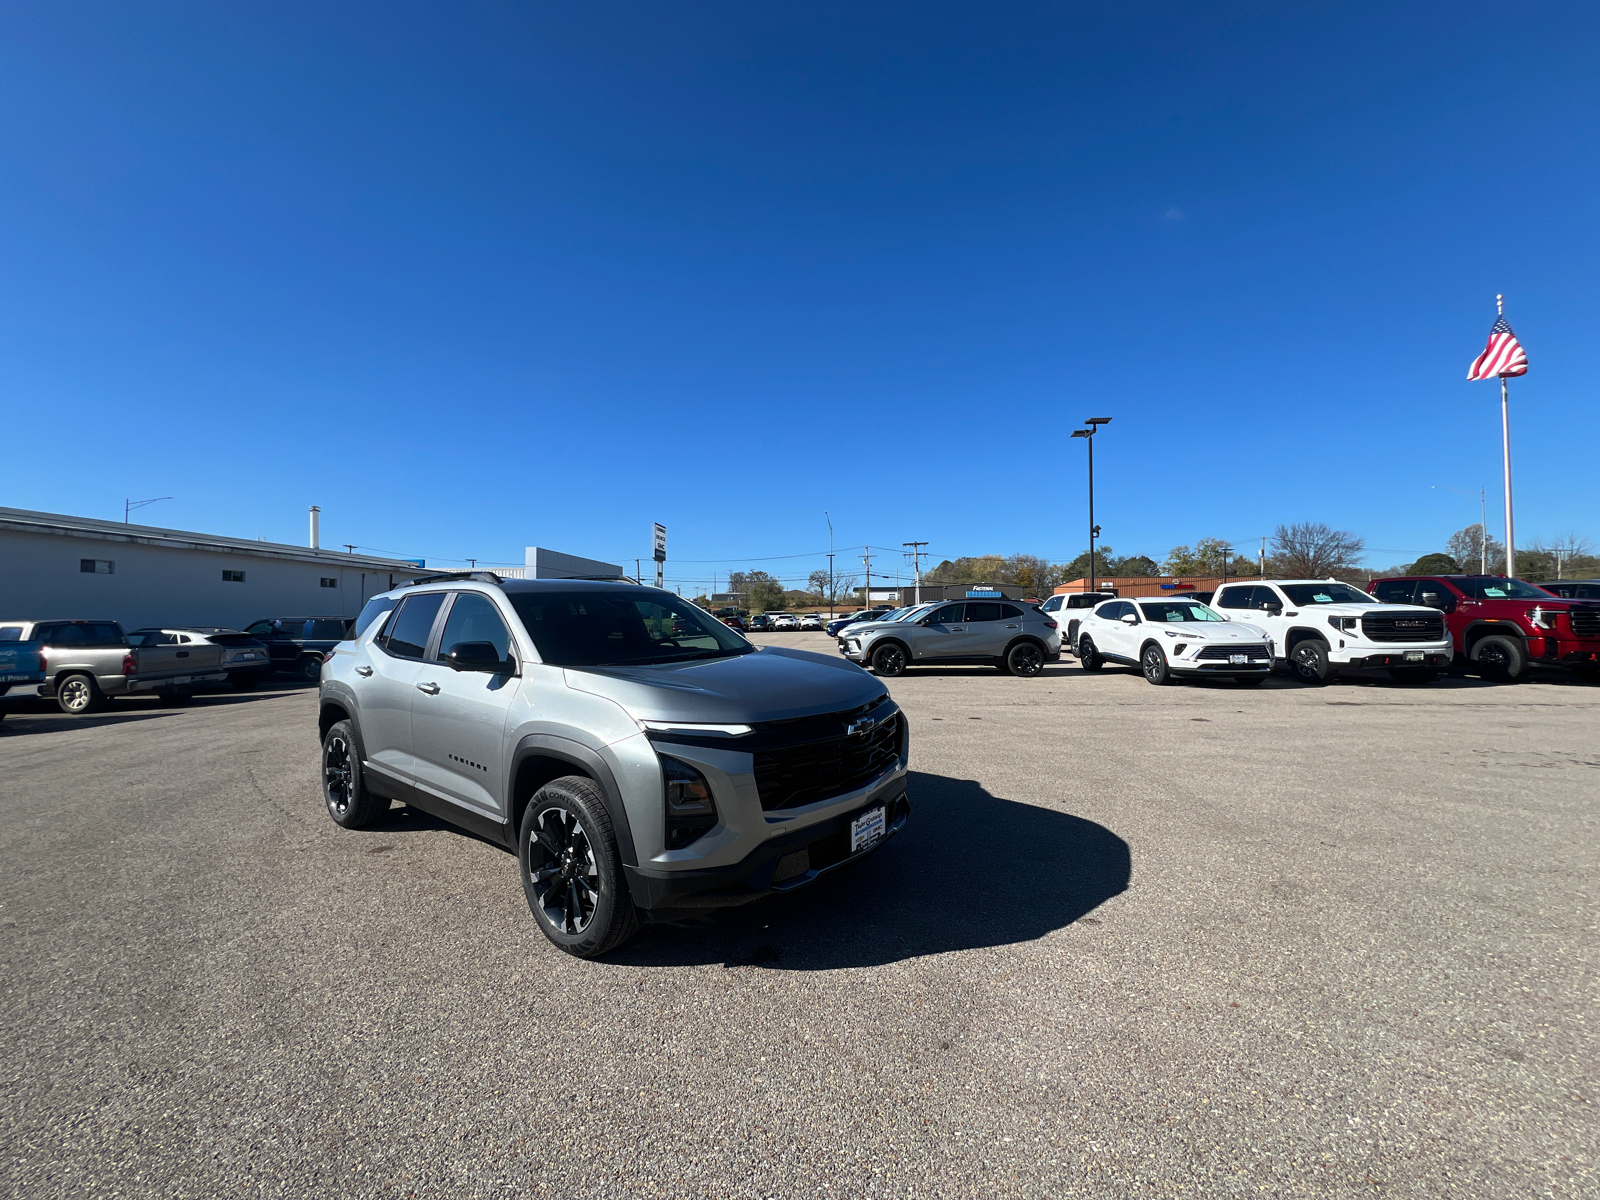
0,619,228,714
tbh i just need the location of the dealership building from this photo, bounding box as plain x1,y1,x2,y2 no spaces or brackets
0,507,424,632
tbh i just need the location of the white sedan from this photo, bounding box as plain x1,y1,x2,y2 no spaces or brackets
1075,597,1273,686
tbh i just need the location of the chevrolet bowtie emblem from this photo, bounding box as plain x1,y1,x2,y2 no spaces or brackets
846,717,877,738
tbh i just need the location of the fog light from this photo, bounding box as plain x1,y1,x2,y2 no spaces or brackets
661,755,718,849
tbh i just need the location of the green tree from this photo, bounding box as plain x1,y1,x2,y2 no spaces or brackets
1106,554,1161,577
748,577,786,612
1409,552,1460,575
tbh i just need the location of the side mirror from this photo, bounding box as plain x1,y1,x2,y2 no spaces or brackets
445,641,505,673
1420,592,1441,607
1258,599,1281,612
1120,613,1138,625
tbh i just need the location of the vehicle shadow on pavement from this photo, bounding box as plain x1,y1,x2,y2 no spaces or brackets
0,711,181,735
610,770,1131,971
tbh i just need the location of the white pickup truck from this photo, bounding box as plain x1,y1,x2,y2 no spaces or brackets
1209,579,1455,684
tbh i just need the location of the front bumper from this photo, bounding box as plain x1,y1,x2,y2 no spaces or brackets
1343,650,1453,669
625,778,911,914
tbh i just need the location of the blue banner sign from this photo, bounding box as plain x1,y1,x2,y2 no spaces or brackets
966,589,1002,598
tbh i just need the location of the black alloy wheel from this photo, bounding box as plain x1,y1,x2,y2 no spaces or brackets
1471,634,1526,682
1140,644,1172,685
300,654,324,683
1007,642,1045,678
1289,640,1332,685
320,719,388,828
870,643,907,677
1077,637,1103,672
519,776,639,958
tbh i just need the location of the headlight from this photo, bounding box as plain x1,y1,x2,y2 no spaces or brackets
661,755,718,849
1528,606,1561,630
1327,616,1359,634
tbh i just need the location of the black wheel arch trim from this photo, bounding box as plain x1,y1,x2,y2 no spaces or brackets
508,734,638,867
1463,620,1526,646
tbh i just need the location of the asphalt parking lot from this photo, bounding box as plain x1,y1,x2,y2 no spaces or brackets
2,633,1596,1198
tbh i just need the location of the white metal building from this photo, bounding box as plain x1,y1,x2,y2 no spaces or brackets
0,507,424,632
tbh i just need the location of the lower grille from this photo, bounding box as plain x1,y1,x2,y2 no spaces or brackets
1570,608,1600,638
753,714,901,811
1194,644,1270,661
1362,613,1445,642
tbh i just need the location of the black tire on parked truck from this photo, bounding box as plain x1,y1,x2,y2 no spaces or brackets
56,672,106,715
1288,639,1333,686
519,775,640,959
1471,634,1527,682
320,718,390,829
300,654,324,683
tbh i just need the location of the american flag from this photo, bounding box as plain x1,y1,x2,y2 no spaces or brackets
1466,314,1528,380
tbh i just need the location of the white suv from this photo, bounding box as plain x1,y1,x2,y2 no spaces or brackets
1210,579,1453,684
1076,596,1273,685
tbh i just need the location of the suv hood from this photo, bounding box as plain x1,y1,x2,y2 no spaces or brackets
1301,603,1440,617
563,645,883,725
1171,621,1270,639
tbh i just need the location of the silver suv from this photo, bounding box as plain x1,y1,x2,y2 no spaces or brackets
839,599,1062,677
318,574,910,957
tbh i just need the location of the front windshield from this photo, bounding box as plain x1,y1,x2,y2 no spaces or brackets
509,590,753,667
1452,577,1554,600
1139,601,1227,623
1278,583,1376,606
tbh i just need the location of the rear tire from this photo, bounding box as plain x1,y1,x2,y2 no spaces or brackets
870,643,907,677
1140,643,1172,686
1288,640,1333,686
1077,636,1104,672
299,654,324,683
320,719,390,829
55,673,105,715
1006,641,1045,678
519,775,639,958
1471,634,1527,682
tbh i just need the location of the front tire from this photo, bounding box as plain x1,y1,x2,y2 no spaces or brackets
299,654,324,683
1140,643,1172,686
1471,634,1527,682
1289,640,1333,686
55,673,105,715
870,643,907,677
321,719,390,829
1077,636,1104,672
1006,641,1045,678
520,776,639,958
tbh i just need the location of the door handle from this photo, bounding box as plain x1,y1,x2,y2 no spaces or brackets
417,681,440,694
1004,624,1020,629
356,666,373,677
949,626,964,631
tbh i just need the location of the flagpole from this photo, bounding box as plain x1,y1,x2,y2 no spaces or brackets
1497,294,1516,579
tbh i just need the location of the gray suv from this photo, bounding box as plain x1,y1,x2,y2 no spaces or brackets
839,599,1062,677
318,574,910,957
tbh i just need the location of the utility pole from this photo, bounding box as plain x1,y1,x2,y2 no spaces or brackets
903,541,928,605
1069,418,1112,592
861,547,872,608
825,511,835,618
124,496,173,524
1259,537,1266,578
344,544,357,554
1220,545,1234,586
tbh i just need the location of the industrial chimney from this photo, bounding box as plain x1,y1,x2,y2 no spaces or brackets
309,506,321,550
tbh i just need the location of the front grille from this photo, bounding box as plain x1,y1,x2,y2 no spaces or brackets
753,713,901,811
1362,613,1445,643
1570,608,1600,638
1194,644,1270,661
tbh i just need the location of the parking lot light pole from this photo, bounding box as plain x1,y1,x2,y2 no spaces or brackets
1071,418,1112,593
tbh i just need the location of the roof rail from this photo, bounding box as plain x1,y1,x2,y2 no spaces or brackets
403,570,504,586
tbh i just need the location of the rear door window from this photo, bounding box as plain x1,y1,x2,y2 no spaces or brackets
965,603,1003,622
380,593,446,660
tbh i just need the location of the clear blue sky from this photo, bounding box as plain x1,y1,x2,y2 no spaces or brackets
3,3,1596,589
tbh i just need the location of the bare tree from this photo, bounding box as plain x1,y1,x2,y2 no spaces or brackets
807,568,831,599
1269,522,1365,577
1445,524,1504,575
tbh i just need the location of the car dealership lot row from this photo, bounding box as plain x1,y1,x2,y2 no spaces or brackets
1,635,1595,1199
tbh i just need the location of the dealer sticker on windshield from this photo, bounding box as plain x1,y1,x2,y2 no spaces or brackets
850,807,886,853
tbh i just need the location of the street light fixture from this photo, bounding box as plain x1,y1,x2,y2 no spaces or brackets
1070,418,1112,593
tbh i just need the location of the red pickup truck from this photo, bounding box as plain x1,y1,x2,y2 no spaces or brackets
1367,575,1600,683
